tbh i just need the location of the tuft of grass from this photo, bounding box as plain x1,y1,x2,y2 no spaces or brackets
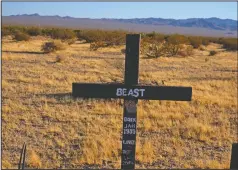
2,160,12,169
136,141,156,164
55,55,66,63
27,150,42,168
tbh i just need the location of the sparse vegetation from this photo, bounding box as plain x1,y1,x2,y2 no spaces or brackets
1,27,12,37
27,27,42,36
209,50,217,56
1,26,237,169
41,40,66,53
90,41,107,51
220,38,237,51
14,31,30,41
143,42,167,58
77,29,127,50
64,38,77,45
189,36,203,48
45,28,76,40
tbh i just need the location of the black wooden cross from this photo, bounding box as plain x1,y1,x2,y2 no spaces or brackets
72,34,192,169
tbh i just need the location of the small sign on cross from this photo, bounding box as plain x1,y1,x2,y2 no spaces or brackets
72,34,192,169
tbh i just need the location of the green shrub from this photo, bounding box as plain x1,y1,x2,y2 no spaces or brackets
27,27,42,36
14,32,30,41
209,50,217,56
201,38,209,46
41,40,66,53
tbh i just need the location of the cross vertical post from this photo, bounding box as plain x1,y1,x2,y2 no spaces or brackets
121,34,140,169
230,143,238,169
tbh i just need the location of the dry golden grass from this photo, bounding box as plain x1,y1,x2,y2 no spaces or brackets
1,36,237,169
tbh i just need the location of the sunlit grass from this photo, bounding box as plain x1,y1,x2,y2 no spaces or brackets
1,36,237,169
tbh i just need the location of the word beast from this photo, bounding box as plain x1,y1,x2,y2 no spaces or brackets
116,88,145,97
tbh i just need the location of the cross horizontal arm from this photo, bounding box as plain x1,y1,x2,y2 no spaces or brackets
72,83,192,101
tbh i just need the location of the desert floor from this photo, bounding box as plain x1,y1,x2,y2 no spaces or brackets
2,36,237,169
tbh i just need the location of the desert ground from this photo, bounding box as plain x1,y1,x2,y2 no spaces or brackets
1,36,237,169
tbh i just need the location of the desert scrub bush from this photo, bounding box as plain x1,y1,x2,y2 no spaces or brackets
143,42,167,58
49,28,76,40
77,29,105,43
186,46,194,55
105,30,127,46
14,31,30,41
74,29,81,37
140,33,165,54
78,29,127,46
198,46,205,51
26,27,42,36
164,43,184,56
209,50,217,56
41,28,54,37
3,25,27,35
188,36,202,48
1,27,12,37
166,34,189,45
220,38,237,51
63,38,77,45
90,41,106,51
163,34,189,56
41,40,66,53
177,46,194,57
144,32,165,43
207,37,220,43
201,38,210,46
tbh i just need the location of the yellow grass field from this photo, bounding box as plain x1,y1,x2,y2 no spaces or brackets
1,36,237,169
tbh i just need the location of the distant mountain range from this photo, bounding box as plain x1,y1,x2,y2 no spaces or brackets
2,14,237,37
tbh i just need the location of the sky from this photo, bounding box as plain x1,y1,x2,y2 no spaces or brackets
2,2,237,20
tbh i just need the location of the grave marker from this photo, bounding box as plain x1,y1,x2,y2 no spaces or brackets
72,34,192,169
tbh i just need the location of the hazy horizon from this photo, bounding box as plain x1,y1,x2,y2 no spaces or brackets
2,2,237,20
3,13,237,21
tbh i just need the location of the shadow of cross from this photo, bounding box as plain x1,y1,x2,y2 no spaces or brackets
72,34,192,170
